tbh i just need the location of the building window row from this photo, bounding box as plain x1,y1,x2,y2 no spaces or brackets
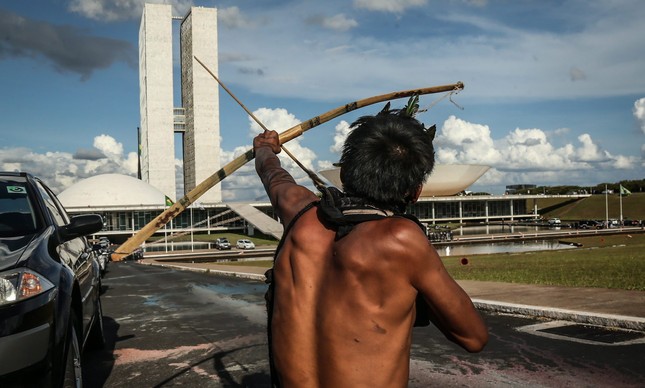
84,197,534,242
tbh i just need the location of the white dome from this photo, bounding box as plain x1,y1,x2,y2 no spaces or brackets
59,174,168,208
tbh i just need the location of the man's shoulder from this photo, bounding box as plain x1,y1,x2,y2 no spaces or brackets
356,216,427,246
382,215,425,231
278,186,320,226
344,217,433,270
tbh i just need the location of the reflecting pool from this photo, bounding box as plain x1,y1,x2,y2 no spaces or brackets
438,239,576,257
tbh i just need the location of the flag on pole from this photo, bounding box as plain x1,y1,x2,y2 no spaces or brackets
620,185,631,196
165,196,174,206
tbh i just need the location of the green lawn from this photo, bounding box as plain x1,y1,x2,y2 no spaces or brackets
537,192,645,220
218,232,645,291
443,233,645,290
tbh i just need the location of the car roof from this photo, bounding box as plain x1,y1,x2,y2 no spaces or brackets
0,174,28,183
0,171,34,180
0,172,44,189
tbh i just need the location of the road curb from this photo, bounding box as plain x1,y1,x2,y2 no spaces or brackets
473,299,645,331
140,260,644,331
139,260,267,281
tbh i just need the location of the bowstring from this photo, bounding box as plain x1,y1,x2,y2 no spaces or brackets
417,84,463,114
193,56,327,190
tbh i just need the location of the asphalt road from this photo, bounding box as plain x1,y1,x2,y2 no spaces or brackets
83,262,645,387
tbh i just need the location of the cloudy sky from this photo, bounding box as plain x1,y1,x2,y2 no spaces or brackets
1,0,644,201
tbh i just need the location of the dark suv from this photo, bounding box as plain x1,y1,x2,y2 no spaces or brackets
0,172,105,387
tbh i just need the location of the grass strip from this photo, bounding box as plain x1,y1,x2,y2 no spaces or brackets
216,233,645,291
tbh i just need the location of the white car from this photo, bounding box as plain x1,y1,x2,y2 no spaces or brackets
236,239,255,249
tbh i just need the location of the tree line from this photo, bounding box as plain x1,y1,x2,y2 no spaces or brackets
512,179,645,195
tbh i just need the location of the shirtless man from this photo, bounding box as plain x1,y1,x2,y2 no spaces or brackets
254,109,488,388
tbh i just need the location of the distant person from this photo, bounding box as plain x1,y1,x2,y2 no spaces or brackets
254,105,488,387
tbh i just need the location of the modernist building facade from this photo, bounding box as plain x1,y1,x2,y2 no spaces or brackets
97,196,539,235
64,187,585,245
67,193,593,248
59,173,590,247
139,4,221,204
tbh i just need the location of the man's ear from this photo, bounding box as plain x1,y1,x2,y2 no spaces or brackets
410,185,423,203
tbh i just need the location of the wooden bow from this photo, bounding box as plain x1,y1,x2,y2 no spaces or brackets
111,80,464,261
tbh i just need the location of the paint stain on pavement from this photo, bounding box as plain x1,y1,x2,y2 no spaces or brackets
114,343,215,365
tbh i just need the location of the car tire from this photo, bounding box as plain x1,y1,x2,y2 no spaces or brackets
62,313,83,388
86,297,105,350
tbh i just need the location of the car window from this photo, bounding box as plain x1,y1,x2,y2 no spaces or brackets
0,181,38,236
35,180,69,227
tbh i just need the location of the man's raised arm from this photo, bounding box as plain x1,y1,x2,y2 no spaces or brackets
254,130,318,225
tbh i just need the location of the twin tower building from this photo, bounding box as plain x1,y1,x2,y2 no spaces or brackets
139,3,221,204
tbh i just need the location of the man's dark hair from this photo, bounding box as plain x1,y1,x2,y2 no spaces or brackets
339,109,435,211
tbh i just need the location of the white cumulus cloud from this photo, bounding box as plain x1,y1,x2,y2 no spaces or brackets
354,0,428,13
323,14,358,31
433,116,637,193
218,107,323,201
575,134,610,163
0,135,137,194
68,0,194,21
218,6,259,29
330,120,352,154
435,115,502,165
634,98,645,134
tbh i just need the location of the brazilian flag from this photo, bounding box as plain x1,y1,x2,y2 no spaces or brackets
165,196,174,206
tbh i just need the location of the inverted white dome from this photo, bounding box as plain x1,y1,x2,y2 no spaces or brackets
319,165,490,197
59,174,168,208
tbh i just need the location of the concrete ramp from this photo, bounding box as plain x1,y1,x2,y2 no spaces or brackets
227,203,284,240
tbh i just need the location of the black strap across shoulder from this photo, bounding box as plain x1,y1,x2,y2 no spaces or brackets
317,186,432,327
317,185,427,238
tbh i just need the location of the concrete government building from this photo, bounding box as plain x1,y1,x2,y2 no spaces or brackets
139,3,220,204
58,4,590,249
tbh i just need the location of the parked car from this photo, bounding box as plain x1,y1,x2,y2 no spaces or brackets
215,237,231,250
92,242,110,277
236,239,255,249
577,220,602,229
98,236,110,247
547,218,561,225
124,246,144,260
0,172,105,387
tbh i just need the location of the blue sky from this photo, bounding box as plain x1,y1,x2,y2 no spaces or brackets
1,0,644,200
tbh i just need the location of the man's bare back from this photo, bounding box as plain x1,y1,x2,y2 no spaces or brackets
255,123,488,387
272,204,430,387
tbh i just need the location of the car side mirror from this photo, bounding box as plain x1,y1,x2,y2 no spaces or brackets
60,214,104,242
